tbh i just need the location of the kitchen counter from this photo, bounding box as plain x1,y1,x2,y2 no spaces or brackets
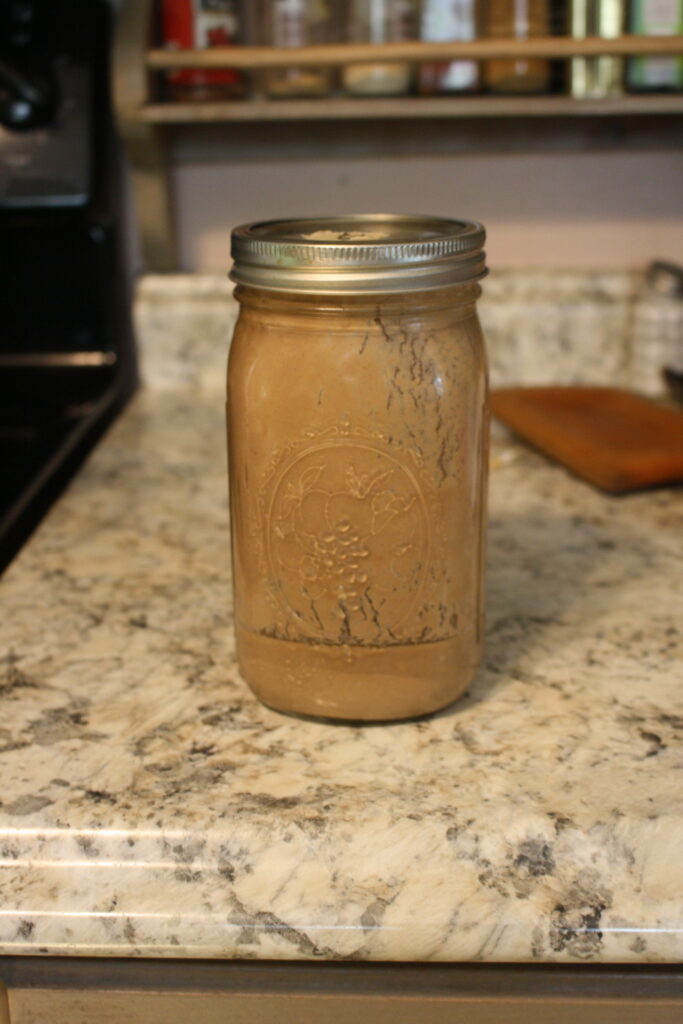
0,277,682,966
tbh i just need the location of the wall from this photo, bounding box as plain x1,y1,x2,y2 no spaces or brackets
165,123,683,273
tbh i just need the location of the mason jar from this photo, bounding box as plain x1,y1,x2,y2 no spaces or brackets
227,215,489,721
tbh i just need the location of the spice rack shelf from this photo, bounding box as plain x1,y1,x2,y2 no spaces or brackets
114,0,683,270
146,34,683,70
141,93,683,124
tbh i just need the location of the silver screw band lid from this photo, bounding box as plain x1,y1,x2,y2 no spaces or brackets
230,214,487,294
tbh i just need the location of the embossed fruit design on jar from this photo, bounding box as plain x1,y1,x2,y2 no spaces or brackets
228,215,488,720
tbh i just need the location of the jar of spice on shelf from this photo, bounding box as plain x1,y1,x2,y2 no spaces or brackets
570,0,624,98
343,0,421,96
261,0,342,98
419,0,481,95
627,0,683,92
161,0,246,100
484,0,552,94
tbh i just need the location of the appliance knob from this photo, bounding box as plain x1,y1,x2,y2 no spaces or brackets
0,57,59,131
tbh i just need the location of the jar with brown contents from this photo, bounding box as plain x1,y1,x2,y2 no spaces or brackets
227,215,489,721
484,0,551,94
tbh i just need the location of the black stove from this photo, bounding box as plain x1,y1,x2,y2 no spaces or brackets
0,0,136,572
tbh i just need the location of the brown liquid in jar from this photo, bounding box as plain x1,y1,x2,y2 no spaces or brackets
227,280,488,721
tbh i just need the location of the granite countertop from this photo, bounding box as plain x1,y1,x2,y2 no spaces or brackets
0,277,682,964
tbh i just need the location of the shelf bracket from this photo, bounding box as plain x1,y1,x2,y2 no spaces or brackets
114,0,176,272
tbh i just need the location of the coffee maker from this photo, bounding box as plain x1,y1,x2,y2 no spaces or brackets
0,0,136,571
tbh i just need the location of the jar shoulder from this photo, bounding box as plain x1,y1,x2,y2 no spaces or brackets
229,308,487,417
230,304,486,366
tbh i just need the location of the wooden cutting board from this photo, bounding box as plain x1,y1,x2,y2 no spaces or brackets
490,386,683,494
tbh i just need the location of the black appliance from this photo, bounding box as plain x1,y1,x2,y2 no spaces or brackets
0,0,136,572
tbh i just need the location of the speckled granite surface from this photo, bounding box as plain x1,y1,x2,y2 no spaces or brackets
0,275,682,963
133,271,653,393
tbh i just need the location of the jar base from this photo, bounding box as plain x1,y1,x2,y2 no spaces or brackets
235,625,480,722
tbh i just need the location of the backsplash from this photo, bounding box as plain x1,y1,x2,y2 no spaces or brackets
135,275,237,392
135,271,678,394
481,271,635,389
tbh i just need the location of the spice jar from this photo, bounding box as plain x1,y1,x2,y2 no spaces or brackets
570,0,624,98
627,0,683,92
161,0,245,101
227,215,489,721
419,0,481,95
484,0,551,94
343,0,420,96
262,0,340,98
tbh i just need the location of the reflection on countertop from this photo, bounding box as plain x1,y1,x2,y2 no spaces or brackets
0,274,681,963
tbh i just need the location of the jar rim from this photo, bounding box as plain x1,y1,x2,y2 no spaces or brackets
230,213,487,295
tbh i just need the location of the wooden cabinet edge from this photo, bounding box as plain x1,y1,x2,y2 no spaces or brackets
5,987,683,1024
0,983,9,1024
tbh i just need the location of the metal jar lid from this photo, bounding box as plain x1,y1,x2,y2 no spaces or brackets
230,214,487,295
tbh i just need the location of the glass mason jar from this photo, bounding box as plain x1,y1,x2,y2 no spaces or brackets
227,215,489,721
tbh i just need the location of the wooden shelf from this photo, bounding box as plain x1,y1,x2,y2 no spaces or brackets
144,34,683,126
142,94,683,125
146,35,683,69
